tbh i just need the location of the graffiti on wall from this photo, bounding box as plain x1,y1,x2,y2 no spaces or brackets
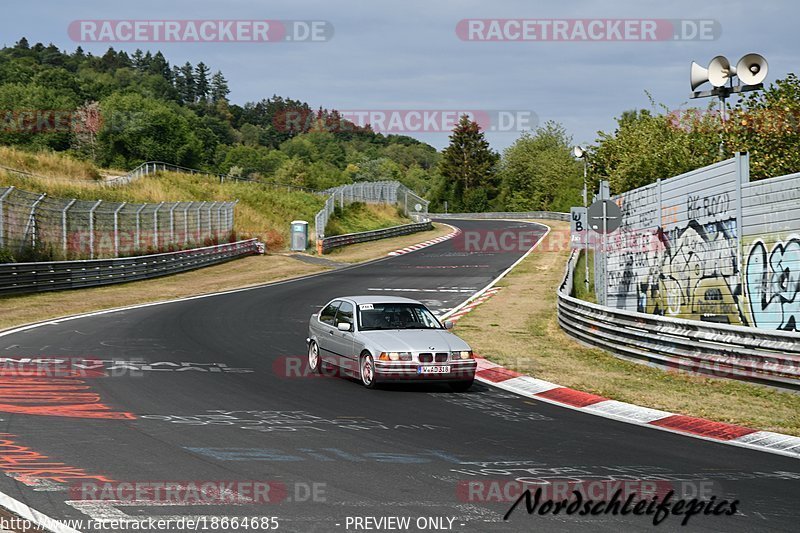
745,237,800,331
637,218,745,325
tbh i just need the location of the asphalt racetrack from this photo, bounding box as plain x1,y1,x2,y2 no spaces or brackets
0,219,797,532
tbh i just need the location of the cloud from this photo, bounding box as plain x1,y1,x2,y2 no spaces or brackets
0,0,795,149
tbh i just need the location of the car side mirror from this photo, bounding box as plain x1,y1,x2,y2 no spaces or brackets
337,322,352,332
443,320,454,330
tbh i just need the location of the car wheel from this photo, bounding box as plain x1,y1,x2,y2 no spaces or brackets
308,341,322,374
360,353,378,389
449,379,473,393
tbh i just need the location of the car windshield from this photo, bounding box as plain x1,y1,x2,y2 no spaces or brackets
358,303,443,331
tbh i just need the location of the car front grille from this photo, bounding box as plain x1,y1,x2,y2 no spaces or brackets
418,352,450,363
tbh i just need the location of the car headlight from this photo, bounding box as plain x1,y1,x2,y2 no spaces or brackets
379,352,412,361
454,350,473,360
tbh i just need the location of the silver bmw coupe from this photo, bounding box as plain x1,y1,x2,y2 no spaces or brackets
307,296,476,391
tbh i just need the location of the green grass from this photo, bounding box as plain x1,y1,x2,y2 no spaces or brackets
324,202,410,237
573,250,596,302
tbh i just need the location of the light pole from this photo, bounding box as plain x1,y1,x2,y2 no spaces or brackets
573,145,589,292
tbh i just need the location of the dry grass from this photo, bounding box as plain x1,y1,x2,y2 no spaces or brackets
454,220,800,436
0,146,102,181
0,224,452,332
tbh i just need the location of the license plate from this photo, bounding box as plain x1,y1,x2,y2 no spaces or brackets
417,365,451,374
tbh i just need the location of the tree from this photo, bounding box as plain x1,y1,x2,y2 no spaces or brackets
725,73,800,179
71,100,102,159
178,62,195,103
436,114,499,211
499,122,583,212
210,70,229,103
149,51,171,81
194,62,210,102
96,93,203,167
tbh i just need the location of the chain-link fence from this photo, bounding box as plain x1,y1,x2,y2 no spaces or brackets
314,181,429,239
0,186,236,261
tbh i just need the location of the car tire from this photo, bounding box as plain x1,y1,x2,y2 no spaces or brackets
449,379,473,393
308,341,322,374
360,353,378,389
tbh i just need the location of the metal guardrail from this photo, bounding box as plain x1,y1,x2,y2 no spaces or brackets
319,221,432,254
433,211,569,221
0,239,261,296
557,250,800,390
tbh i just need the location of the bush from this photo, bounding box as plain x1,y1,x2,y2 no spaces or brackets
0,248,14,263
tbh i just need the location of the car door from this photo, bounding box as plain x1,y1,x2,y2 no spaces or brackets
316,300,340,364
329,300,356,371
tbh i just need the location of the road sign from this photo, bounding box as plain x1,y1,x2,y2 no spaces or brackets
587,199,622,234
570,207,587,249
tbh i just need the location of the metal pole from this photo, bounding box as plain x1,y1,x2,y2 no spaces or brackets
153,202,164,249
0,186,15,250
88,200,102,259
62,198,77,257
183,203,191,245
602,198,608,305
197,201,206,241
27,193,46,251
113,202,126,257
135,204,146,251
216,203,224,238
207,201,216,237
583,158,589,292
169,203,178,245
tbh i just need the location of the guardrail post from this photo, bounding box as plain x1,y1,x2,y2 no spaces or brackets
113,202,126,257
88,200,102,259
61,198,77,257
0,186,14,250
153,202,164,249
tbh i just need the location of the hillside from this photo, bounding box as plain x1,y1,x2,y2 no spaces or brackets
0,147,411,252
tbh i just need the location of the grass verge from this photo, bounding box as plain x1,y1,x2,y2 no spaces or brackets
0,223,451,332
454,220,800,436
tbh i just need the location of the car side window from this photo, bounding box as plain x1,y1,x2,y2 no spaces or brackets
319,301,340,325
335,301,355,327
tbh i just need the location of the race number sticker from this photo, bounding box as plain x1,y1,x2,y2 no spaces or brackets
359,304,374,310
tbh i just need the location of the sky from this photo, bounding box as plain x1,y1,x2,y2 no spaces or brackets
3,0,796,151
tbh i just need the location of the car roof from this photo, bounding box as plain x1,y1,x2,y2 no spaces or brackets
336,295,421,305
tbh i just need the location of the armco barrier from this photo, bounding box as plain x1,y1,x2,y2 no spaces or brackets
557,250,800,390
319,221,432,254
433,211,569,221
0,239,260,296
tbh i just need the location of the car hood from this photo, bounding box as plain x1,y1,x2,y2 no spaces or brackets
360,329,471,352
